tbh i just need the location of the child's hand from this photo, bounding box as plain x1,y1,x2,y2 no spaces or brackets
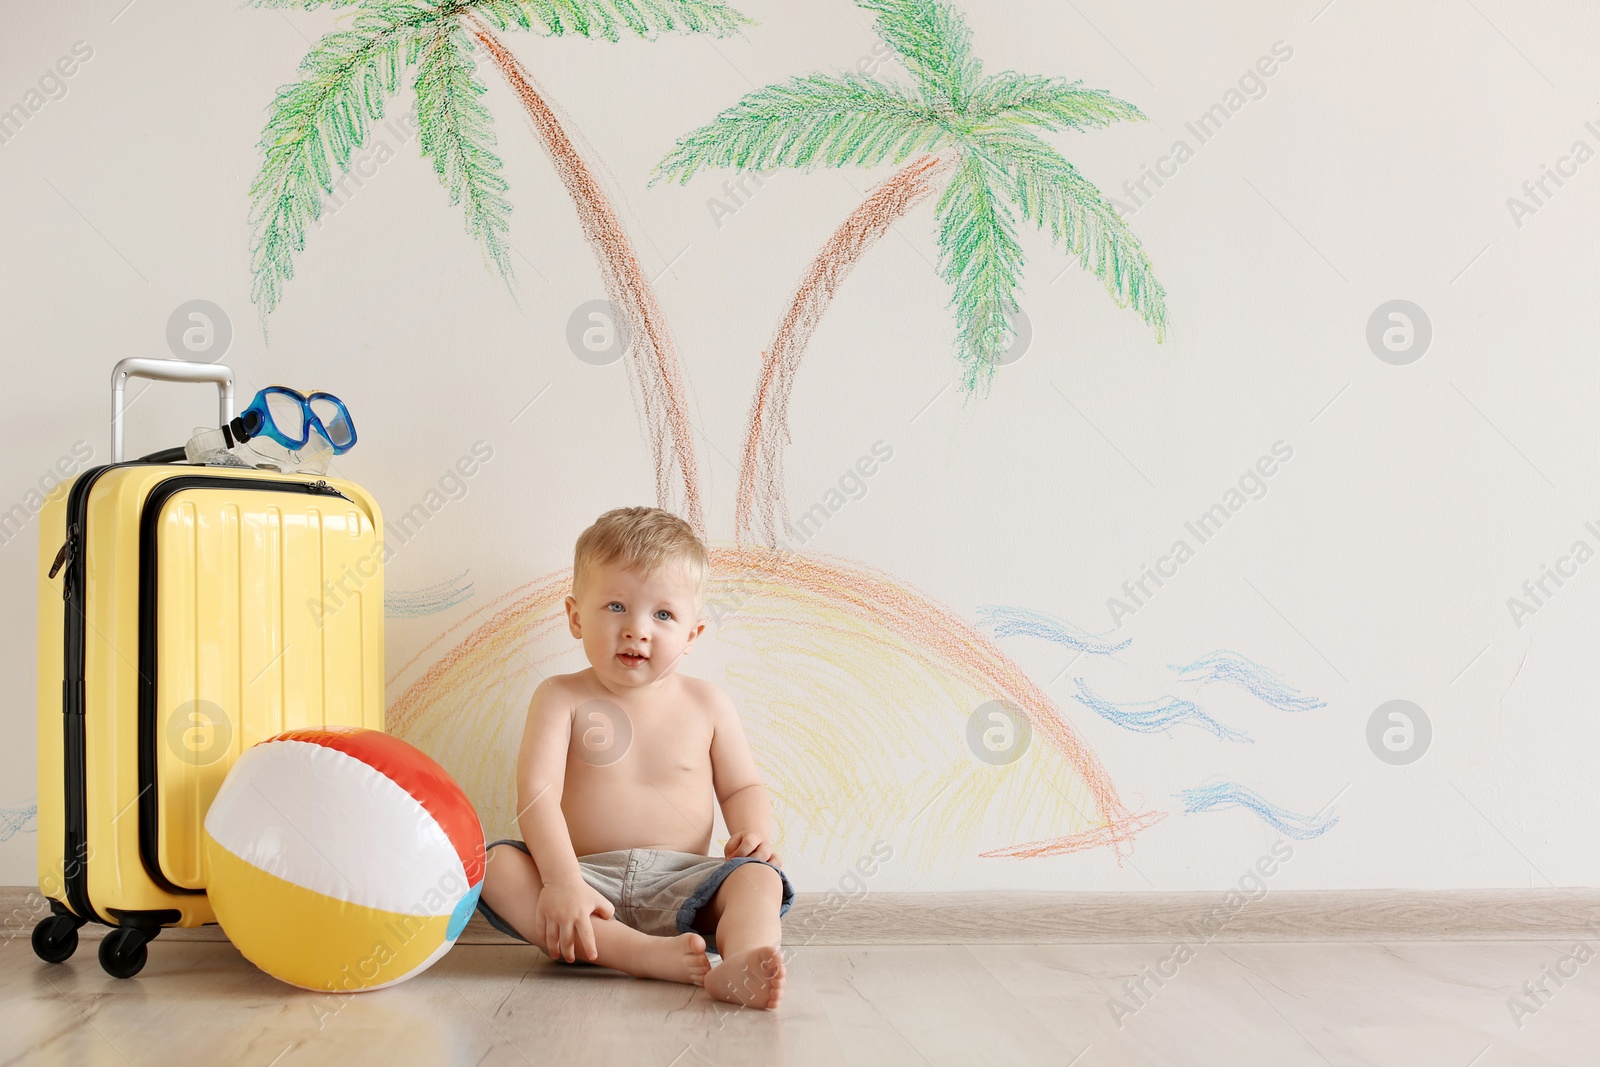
724,831,782,868
535,880,615,962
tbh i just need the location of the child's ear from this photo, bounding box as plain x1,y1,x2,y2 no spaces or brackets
564,594,582,638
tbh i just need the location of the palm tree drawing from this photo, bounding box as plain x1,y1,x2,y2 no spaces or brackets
243,0,1170,864
651,0,1169,546
246,0,756,534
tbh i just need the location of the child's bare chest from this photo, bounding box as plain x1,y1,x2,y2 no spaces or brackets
567,694,713,782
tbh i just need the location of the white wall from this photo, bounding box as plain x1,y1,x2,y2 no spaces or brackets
3,0,1597,895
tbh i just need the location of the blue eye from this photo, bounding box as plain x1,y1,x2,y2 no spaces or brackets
655,609,673,621
607,602,623,612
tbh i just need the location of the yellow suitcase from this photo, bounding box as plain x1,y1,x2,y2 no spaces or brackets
32,359,384,978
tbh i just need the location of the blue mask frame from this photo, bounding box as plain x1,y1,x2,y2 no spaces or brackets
229,386,357,455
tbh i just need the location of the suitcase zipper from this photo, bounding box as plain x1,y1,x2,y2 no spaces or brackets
136,474,355,895
48,524,77,601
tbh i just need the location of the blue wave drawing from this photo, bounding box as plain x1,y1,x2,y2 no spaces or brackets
977,605,1131,656
1175,781,1338,839
387,571,475,618
2,800,38,842
1072,679,1251,743
1169,650,1325,712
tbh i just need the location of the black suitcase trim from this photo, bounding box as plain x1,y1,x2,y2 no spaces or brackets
57,462,120,926
135,475,348,895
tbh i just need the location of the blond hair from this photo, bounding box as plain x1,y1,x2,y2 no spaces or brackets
573,506,709,608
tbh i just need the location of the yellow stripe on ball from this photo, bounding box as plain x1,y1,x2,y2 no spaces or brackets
206,838,453,992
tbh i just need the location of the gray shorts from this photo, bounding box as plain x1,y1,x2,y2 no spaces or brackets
477,840,794,955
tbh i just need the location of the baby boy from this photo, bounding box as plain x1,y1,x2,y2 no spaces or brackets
475,507,793,1008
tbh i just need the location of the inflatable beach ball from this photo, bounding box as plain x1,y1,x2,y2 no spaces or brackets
203,727,484,992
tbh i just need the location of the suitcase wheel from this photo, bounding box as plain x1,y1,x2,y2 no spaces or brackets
31,915,82,965
98,927,151,979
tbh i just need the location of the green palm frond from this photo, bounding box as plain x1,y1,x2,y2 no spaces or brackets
982,127,1166,339
248,5,431,315
855,0,981,111
935,150,1024,394
415,21,514,282
966,72,1144,133
651,71,951,184
471,0,755,40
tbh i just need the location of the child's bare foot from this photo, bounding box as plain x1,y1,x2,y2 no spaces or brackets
616,931,711,986
705,946,785,1009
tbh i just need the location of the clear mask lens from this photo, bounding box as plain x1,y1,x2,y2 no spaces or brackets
265,391,307,440
309,396,353,448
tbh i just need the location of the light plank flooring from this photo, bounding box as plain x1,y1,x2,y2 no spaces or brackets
4,936,1596,1065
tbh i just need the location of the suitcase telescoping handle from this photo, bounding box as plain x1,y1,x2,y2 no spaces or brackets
110,358,235,463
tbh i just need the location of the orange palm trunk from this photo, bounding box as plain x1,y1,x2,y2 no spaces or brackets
736,153,956,546
472,23,704,534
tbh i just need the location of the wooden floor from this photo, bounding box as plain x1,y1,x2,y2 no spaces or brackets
4,936,1595,1066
